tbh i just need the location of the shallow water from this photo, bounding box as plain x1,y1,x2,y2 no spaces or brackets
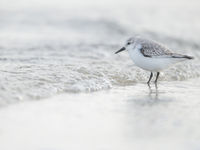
0,0,200,149
0,80,200,150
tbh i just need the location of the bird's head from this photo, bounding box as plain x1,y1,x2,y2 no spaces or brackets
115,37,138,54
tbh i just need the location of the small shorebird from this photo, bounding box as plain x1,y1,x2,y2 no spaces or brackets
115,36,194,86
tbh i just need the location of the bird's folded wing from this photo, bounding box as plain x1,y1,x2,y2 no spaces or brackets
140,42,173,58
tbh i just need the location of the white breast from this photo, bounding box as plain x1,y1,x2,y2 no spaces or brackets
127,46,183,72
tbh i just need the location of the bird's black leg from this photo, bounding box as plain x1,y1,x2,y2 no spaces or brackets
155,72,160,84
147,72,153,85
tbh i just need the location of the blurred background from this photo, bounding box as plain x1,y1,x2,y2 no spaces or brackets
0,0,199,103
0,0,200,150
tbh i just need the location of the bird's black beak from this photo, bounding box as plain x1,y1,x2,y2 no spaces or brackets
115,47,126,54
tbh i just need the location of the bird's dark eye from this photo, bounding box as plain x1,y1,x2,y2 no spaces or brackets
127,42,131,45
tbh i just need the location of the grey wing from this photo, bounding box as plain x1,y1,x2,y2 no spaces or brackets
140,41,173,58
138,38,194,59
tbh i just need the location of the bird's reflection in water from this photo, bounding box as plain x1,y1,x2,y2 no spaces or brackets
124,84,174,141
148,83,159,100
126,83,172,107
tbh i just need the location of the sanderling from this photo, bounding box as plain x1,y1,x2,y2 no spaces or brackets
115,36,194,85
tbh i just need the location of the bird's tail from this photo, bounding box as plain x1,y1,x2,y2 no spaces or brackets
182,55,194,59
172,53,194,59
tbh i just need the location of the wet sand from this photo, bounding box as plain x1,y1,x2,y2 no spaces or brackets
0,79,200,150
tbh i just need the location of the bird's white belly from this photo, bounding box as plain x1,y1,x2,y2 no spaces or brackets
128,48,181,72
